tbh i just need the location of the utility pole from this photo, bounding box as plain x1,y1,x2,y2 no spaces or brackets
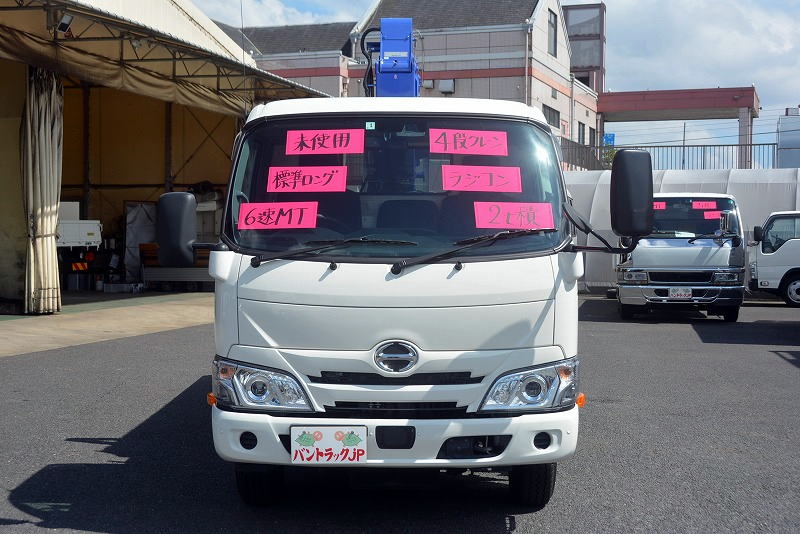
681,122,686,170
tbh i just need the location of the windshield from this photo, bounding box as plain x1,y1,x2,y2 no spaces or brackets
223,115,566,261
650,197,740,238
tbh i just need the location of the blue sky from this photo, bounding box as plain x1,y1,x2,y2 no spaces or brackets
196,0,800,146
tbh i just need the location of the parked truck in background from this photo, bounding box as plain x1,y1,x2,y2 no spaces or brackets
750,211,800,306
616,193,745,321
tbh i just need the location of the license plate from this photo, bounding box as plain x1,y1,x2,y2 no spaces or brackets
668,287,693,299
290,426,367,464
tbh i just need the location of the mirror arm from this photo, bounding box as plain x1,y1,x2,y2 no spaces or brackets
562,202,640,254
566,240,639,254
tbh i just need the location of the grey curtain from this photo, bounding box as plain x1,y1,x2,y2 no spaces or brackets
22,66,63,314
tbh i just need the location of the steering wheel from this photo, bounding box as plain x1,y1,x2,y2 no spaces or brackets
316,213,352,234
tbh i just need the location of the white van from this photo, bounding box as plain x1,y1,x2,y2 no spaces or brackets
616,193,745,321
156,97,652,509
750,211,800,306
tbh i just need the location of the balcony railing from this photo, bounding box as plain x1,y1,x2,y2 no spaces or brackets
560,140,778,171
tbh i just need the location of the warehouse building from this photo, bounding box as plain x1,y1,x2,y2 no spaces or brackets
217,0,599,144
0,0,324,314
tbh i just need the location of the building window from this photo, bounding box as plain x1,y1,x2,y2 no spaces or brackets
542,104,560,128
551,88,557,100
589,127,596,147
577,122,586,144
548,10,558,57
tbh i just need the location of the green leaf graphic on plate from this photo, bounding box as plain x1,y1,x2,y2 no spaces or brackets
342,432,362,447
295,432,315,447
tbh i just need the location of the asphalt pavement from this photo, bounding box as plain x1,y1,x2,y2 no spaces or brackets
0,298,798,533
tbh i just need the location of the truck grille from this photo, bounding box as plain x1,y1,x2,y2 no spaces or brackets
324,401,468,419
308,371,483,386
648,271,712,284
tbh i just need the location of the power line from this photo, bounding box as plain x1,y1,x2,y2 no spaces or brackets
608,113,786,135
606,107,791,133
616,126,800,146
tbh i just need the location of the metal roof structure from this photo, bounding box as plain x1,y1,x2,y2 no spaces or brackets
0,0,328,115
221,21,357,56
214,19,262,56
361,0,538,30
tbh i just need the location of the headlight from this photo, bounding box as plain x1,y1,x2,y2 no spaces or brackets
212,358,312,411
617,270,647,284
480,358,579,412
712,271,741,285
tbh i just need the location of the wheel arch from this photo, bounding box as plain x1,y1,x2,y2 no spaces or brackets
779,268,800,289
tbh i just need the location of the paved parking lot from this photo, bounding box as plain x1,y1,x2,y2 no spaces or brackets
0,297,798,533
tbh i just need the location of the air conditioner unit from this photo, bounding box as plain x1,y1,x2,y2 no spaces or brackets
438,79,455,94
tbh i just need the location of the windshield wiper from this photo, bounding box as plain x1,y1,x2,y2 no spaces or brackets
687,232,737,244
250,237,418,267
390,229,551,275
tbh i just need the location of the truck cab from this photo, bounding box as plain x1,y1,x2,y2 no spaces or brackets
616,193,745,321
156,96,652,509
750,211,800,306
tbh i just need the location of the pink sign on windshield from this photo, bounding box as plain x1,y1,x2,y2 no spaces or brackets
473,202,555,230
653,201,667,210
238,202,318,229
267,166,347,193
692,200,717,210
286,129,365,155
429,128,508,156
703,210,723,220
441,165,522,192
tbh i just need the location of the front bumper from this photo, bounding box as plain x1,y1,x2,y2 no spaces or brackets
212,405,579,468
617,284,744,307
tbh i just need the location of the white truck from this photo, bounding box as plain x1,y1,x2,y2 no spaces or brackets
156,96,652,509
750,211,800,306
616,193,745,321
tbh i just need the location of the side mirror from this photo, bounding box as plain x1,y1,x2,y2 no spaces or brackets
753,225,763,242
157,192,197,267
610,150,654,237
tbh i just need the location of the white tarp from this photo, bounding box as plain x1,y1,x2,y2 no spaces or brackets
0,0,325,117
23,66,63,314
564,169,800,288
66,0,258,68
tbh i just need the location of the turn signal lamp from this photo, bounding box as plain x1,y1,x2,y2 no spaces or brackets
576,392,586,408
207,392,217,406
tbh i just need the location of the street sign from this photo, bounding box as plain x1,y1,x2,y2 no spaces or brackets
603,133,615,146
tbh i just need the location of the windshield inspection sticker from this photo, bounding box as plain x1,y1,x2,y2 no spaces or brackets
429,128,508,156
267,166,347,193
474,202,555,230
692,200,717,210
703,210,723,220
441,165,522,192
285,129,365,155
653,201,667,210
237,202,318,229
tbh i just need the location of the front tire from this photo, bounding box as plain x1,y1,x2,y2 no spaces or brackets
721,307,740,322
235,465,283,507
508,463,556,510
781,275,800,307
618,303,641,320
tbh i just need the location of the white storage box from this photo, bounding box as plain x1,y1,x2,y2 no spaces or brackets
57,220,102,248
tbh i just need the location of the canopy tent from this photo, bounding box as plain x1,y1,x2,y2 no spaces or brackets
0,0,327,117
564,169,800,289
0,1,328,314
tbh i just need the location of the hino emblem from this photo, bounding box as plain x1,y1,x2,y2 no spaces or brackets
374,342,418,373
